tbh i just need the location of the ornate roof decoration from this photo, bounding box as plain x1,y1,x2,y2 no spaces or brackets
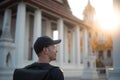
83,0,95,15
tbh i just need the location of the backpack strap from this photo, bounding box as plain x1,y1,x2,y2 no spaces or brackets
43,66,58,80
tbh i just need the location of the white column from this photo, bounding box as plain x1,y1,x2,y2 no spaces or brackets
0,8,15,80
81,29,98,79
83,29,89,68
0,9,12,41
24,13,30,59
71,32,75,64
32,9,42,61
64,27,68,63
109,0,120,79
15,2,26,67
112,32,120,68
57,18,64,66
75,25,81,65
109,27,120,80
0,9,15,67
87,32,96,69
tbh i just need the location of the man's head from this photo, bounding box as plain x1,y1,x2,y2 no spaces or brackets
34,36,61,57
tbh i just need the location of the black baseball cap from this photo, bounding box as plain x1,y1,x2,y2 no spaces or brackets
34,36,61,55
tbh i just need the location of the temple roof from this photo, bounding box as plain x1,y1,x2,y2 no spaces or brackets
0,0,91,28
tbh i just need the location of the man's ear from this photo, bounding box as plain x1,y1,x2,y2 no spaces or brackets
43,48,48,55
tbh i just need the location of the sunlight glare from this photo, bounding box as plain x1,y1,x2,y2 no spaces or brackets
95,0,119,32
68,0,119,32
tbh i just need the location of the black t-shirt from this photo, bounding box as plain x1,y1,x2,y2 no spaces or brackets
24,62,64,80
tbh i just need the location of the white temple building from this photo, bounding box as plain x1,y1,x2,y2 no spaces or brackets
0,0,118,80
0,0,92,80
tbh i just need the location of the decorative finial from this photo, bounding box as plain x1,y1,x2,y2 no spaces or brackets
88,0,91,5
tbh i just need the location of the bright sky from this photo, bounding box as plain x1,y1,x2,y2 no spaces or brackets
68,0,88,19
68,0,119,32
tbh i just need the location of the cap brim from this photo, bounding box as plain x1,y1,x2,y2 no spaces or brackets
53,39,61,44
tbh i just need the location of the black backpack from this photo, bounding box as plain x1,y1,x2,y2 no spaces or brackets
13,65,57,80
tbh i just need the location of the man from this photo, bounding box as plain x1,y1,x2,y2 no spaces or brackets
24,36,64,80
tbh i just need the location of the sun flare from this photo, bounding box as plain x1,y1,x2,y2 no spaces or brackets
96,11,119,32
94,0,119,32
68,0,119,32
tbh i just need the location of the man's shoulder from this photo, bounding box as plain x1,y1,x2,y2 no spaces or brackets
26,62,61,72
23,62,62,75
24,62,59,70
